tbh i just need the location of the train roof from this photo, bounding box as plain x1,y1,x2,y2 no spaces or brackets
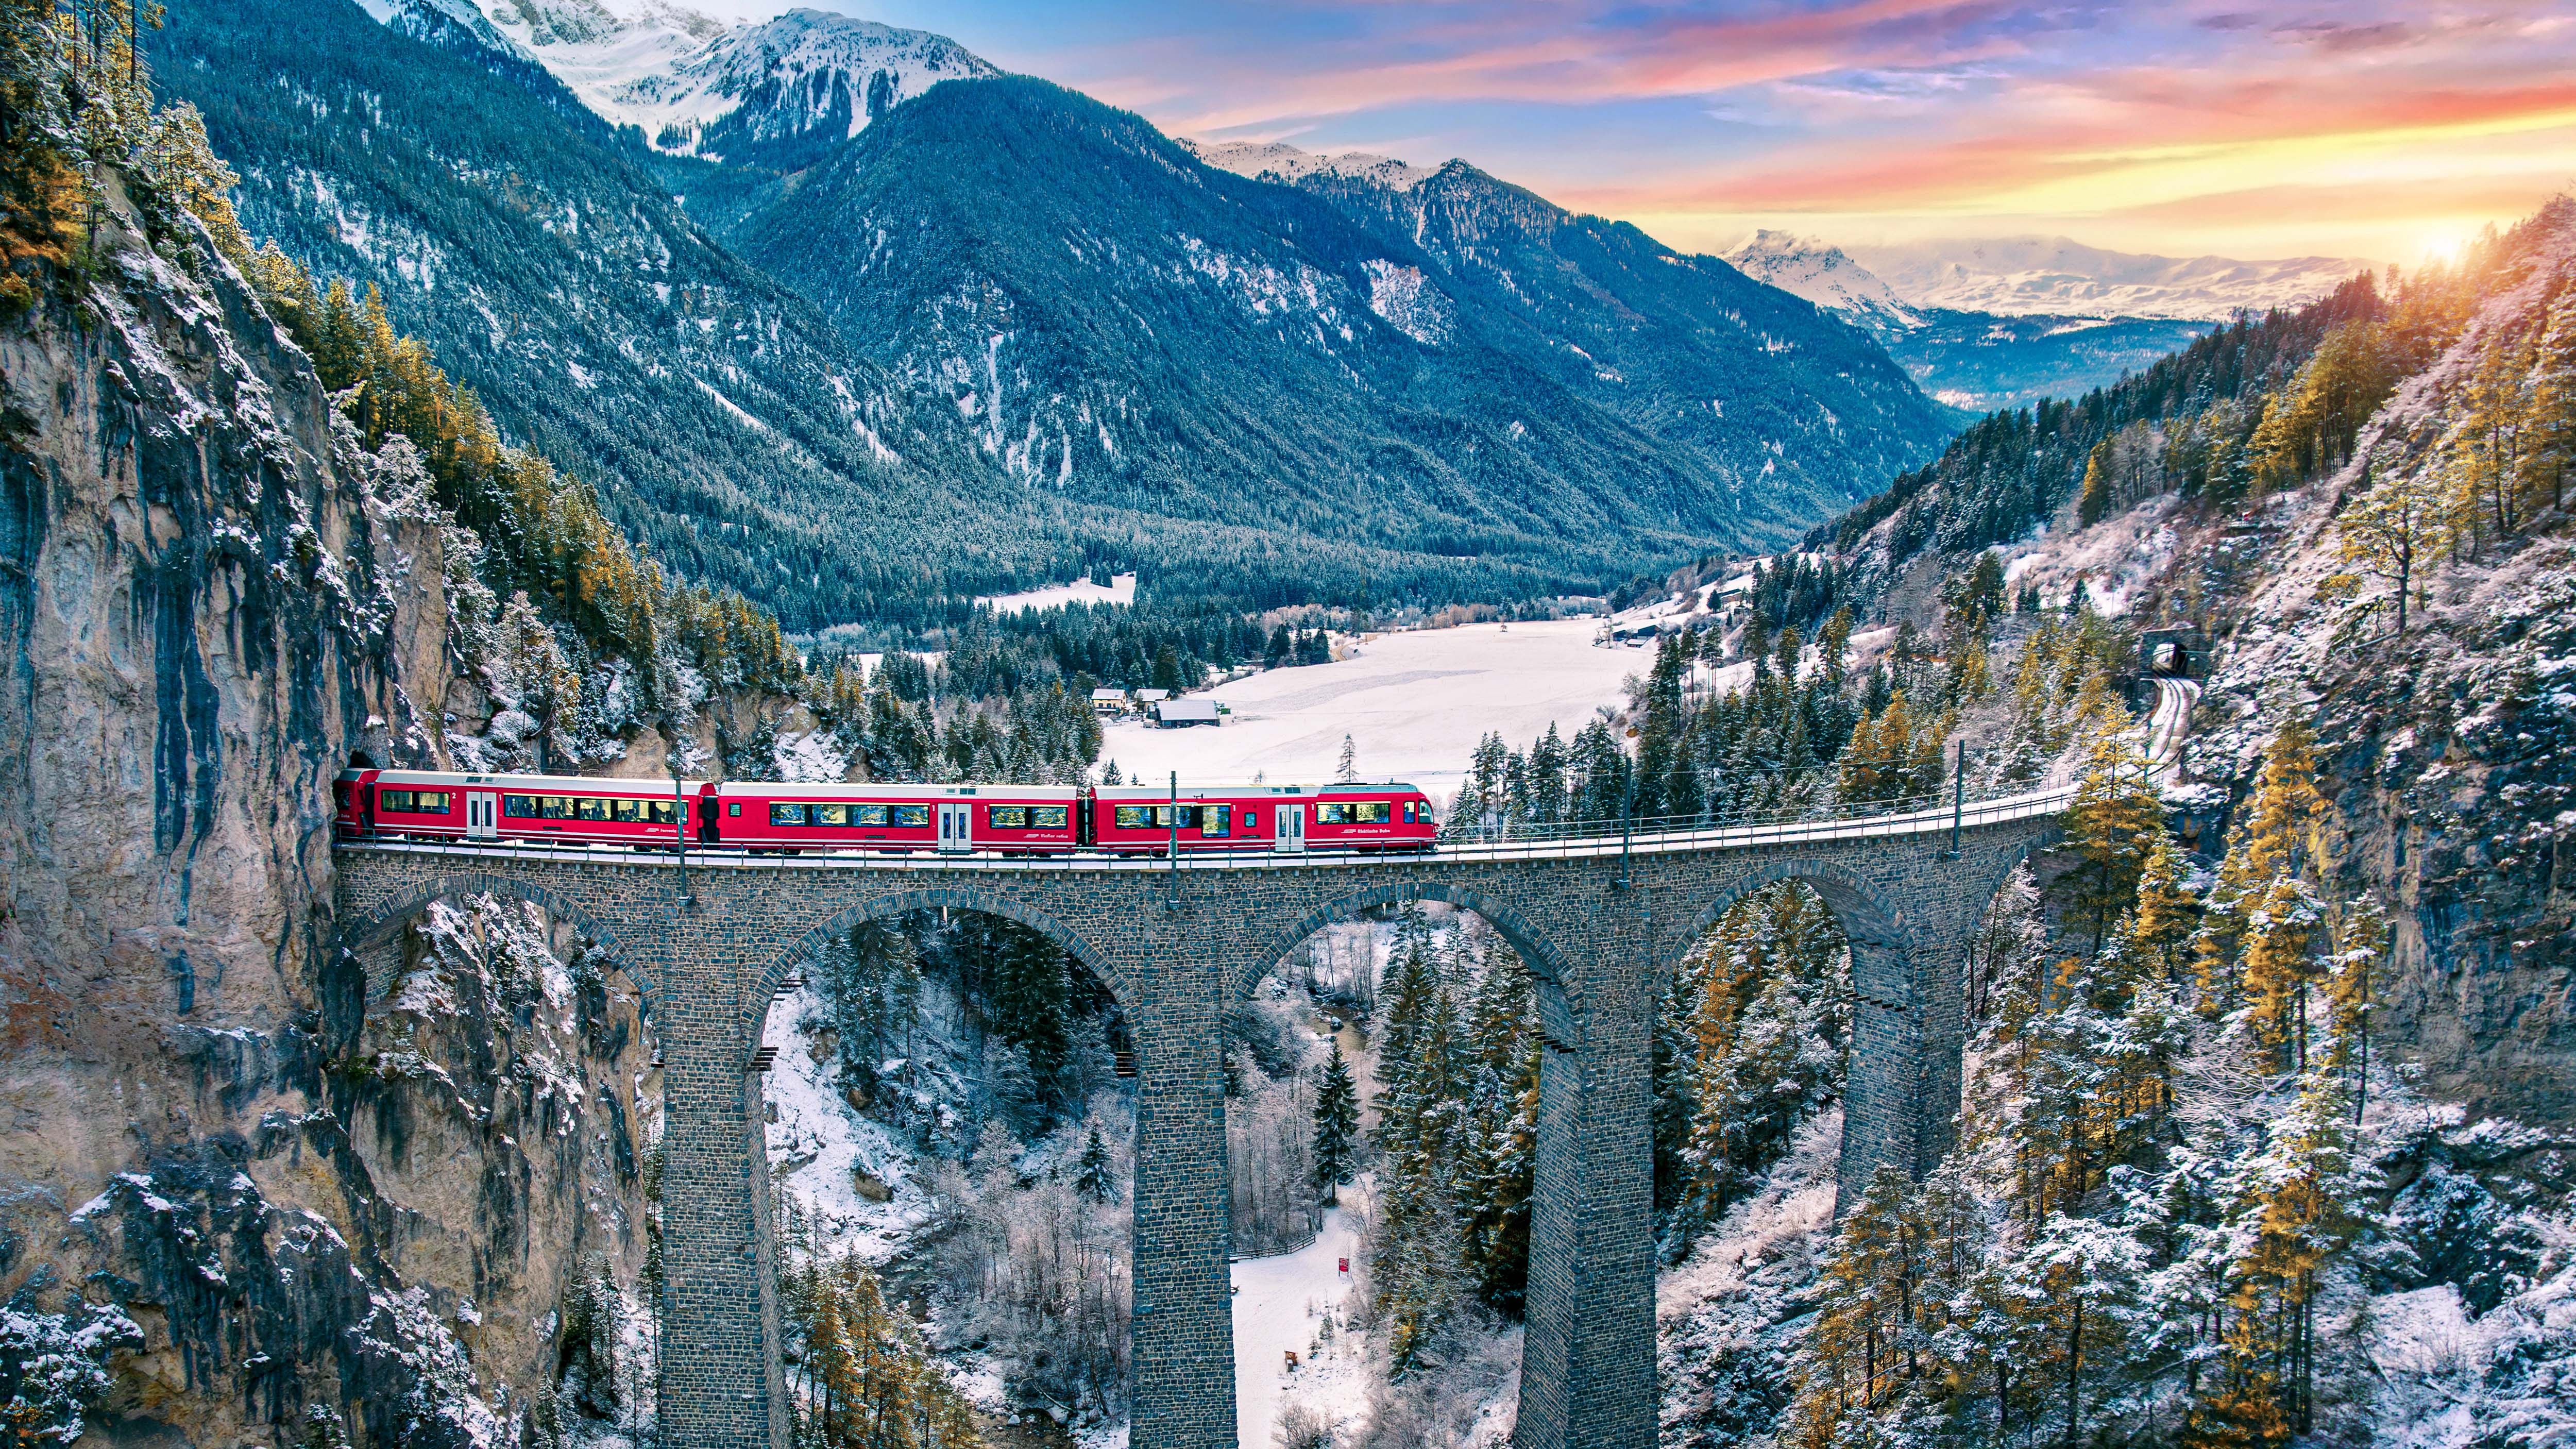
357,768,710,792
1092,781,1422,798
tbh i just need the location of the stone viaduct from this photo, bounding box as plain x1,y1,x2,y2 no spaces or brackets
331,807,2043,1449
322,665,2200,1449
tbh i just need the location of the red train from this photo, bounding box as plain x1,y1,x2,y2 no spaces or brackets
333,769,1438,855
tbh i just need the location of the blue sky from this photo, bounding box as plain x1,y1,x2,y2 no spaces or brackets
722,1,2576,263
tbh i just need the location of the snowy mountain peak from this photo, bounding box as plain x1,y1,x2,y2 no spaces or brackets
1847,235,2380,321
1721,229,1920,333
1181,138,1434,194
458,1,996,158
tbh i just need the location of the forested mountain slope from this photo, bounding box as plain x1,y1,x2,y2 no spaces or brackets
1802,200,2574,1119
1182,140,1958,529
1807,268,2397,611
711,77,1957,598
148,0,1028,630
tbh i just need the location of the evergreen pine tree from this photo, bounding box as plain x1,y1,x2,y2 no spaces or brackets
2323,898,2385,1119
2240,874,2326,1072
2057,728,2167,957
985,923,1074,1118
2131,831,2199,985
2241,716,2331,882
1076,1124,1115,1202
2079,439,2114,526
1312,1041,1360,1200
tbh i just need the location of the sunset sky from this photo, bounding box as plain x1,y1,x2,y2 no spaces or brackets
788,0,2575,266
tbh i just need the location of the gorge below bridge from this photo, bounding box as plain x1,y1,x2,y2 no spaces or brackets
328,682,2194,1449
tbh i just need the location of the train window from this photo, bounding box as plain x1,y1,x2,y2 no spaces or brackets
988,806,1028,829
648,800,677,825
577,798,607,821
856,804,891,827
504,795,536,818
611,798,641,822
1402,802,1415,823
728,801,740,816
417,791,449,813
1114,805,1152,829
1029,805,1069,829
891,805,930,828
379,789,406,813
1354,801,1392,824
815,803,852,827
1244,809,1260,831
1317,802,1352,824
540,797,573,819
1202,805,1230,838
770,802,809,827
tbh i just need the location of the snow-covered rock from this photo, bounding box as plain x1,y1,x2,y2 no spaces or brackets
1721,229,1921,334
1181,138,1432,193
460,1,996,158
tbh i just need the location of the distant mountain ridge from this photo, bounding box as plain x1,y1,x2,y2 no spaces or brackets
1727,228,2230,410
1848,234,2379,321
1182,138,1433,194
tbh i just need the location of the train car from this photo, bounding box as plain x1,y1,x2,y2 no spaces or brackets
336,770,1435,856
1088,781,1435,855
336,768,702,846
708,782,1081,854
1306,782,1438,851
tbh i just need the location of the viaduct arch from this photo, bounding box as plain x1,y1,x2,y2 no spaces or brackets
330,805,2056,1449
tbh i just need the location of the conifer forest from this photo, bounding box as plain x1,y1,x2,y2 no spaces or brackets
2,2,2573,1449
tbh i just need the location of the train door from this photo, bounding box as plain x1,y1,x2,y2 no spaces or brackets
938,801,972,853
466,789,499,840
1273,801,1306,853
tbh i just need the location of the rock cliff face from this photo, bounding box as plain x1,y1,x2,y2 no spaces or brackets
2165,211,2576,1123
2193,502,2576,1123
0,187,655,1446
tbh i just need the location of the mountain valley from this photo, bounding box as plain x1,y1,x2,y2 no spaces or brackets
5,6,2572,1449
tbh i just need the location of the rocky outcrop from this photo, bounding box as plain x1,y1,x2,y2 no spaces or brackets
2182,211,2576,1124
0,185,654,1446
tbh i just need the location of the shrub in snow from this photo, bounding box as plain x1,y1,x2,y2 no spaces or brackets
0,1288,144,1446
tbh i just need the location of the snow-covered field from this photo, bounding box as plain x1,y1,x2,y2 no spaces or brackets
976,572,1138,613
1234,1191,1371,1448
1098,619,1642,797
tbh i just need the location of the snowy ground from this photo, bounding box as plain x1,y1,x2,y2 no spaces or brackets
1097,619,1642,797
760,988,935,1262
1234,1186,1372,1448
977,573,1139,613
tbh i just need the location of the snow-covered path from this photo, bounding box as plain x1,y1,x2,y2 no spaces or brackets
1232,1197,1368,1447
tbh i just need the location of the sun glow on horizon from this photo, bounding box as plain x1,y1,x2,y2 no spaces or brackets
848,0,2576,264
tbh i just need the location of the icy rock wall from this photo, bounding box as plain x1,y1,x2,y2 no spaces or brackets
0,191,654,1446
